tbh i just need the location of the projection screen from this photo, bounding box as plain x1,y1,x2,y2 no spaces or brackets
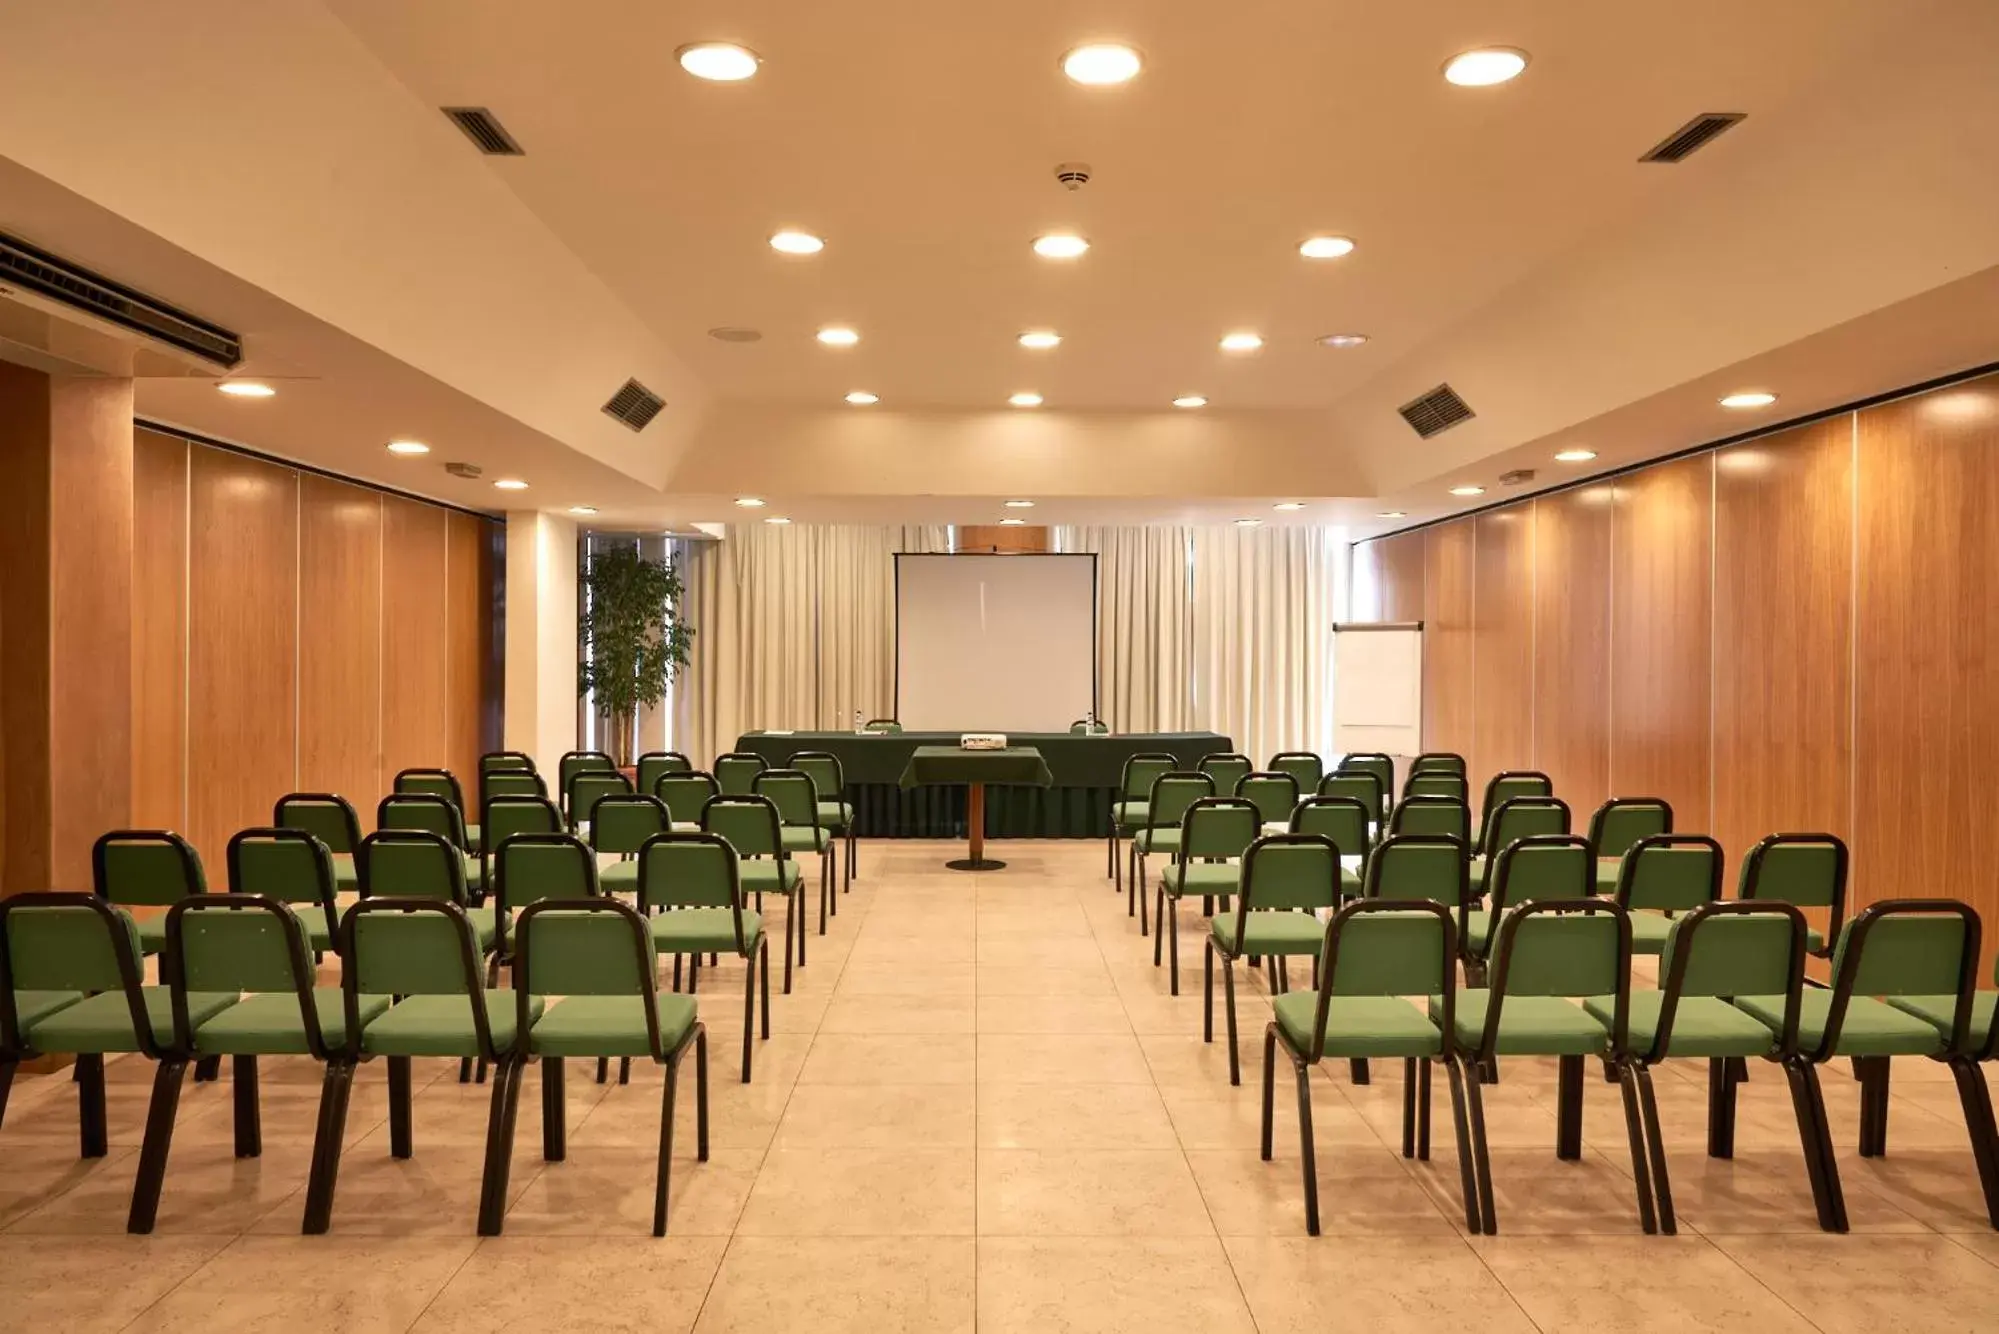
894,554,1098,733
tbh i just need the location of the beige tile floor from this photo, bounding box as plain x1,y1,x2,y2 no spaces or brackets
3,838,1999,1331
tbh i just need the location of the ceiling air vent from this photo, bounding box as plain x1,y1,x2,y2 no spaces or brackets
0,229,241,367
1640,112,1746,164
442,107,524,156
602,378,666,432
1397,383,1475,439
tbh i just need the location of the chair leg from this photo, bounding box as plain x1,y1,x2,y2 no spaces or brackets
689,953,700,994
1153,889,1165,966
458,1057,473,1084
619,1058,631,1085
1949,1059,1999,1230
1137,855,1149,935
1556,1054,1584,1161
1401,1057,1418,1158
192,1055,221,1083
655,1054,680,1237
1706,1056,1738,1159
1418,1058,1433,1160
1168,898,1181,995
795,886,808,969
760,939,773,1040
127,1057,188,1234
1635,1064,1677,1235
1351,1058,1371,1086
1462,1055,1498,1235
388,1055,414,1159
1615,1061,1659,1235
1259,1025,1278,1161
1202,941,1214,1043
696,1027,710,1161
818,854,830,936
1785,1059,1849,1233
1855,1055,1891,1157
76,1053,108,1158
1223,956,1241,1087
476,1057,525,1237
541,1056,566,1161
232,1055,262,1159
742,946,758,1084
1294,1055,1320,1236
1444,1057,1481,1233
302,1060,355,1234
783,892,796,995
596,1056,610,1085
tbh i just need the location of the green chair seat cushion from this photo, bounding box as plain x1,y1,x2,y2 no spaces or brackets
136,914,169,955
815,801,854,829
1160,862,1241,898
1628,912,1674,954
1113,800,1150,831
28,989,237,1054
651,909,764,954
1212,912,1324,956
780,826,830,854
1274,994,1442,1058
361,991,542,1058
1463,909,1491,955
1805,926,1826,954
11,990,84,1033
531,993,698,1059
1736,991,1943,1057
1886,992,1995,1051
1587,991,1776,1059
1437,992,1609,1057
739,860,804,891
599,860,639,893
194,990,392,1056
1133,828,1182,855
466,907,499,952
465,824,482,854
333,855,358,893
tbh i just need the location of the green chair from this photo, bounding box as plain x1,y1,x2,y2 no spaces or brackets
1288,795,1370,895
636,751,694,797
1442,898,1654,1235
1411,752,1467,777
227,828,342,957
396,768,475,851
1070,718,1110,734
495,899,708,1236
1589,900,1809,1235
1268,751,1326,794
1198,751,1254,795
0,894,234,1164
791,751,857,893
480,768,548,809
863,718,902,733
1335,753,1393,807
755,769,836,933
1470,794,1571,888
479,794,564,895
482,749,537,776
703,795,806,992
1886,923,1999,1231
1402,771,1469,803
1390,794,1472,844
1610,834,1722,956
656,771,721,830
638,832,770,1080
1317,770,1385,825
1738,832,1847,959
1463,831,1591,986
1207,834,1340,1084
357,830,496,954
1364,833,1473,906
557,750,615,811
1156,797,1260,993
1266,899,1474,1235
1130,772,1215,931
379,792,482,897
275,792,363,856
589,794,670,895
1109,752,1177,896
1587,796,1673,890
566,769,635,838
1476,770,1554,850
312,899,544,1235
132,894,390,1234
714,752,769,797
92,830,207,961
1237,771,1301,829
491,832,602,964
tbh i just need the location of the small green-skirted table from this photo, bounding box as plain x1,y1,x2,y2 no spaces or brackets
898,746,1054,871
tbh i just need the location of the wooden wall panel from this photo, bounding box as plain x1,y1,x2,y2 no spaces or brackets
186,449,297,867
445,511,493,786
1854,378,1999,972
131,429,188,832
382,496,451,784
1471,506,1535,781
298,477,383,815
1531,487,1612,813
1352,531,1424,622
1609,452,1712,825
1713,420,1853,864
1422,521,1476,761
959,524,1051,553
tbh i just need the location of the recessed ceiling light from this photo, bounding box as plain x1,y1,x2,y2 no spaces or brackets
765,516,792,525
1273,502,1306,512
845,391,879,405
1554,448,1598,463
1062,44,1142,85
1009,392,1043,408
1018,331,1062,350
1032,233,1090,259
769,230,824,255
494,479,529,491
1720,391,1778,409
1235,518,1263,527
734,497,766,508
1219,332,1263,352
1004,499,1035,508
1448,485,1485,497
568,506,598,516
707,326,763,342
1377,510,1407,518
1172,395,1208,409
1298,236,1356,260
385,440,430,456
677,42,760,81
1443,47,1529,87
816,326,859,346
1317,333,1369,348
999,517,1026,527
217,381,275,398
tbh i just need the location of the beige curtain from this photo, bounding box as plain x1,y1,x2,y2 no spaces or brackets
1189,525,1336,766
1055,526,1195,733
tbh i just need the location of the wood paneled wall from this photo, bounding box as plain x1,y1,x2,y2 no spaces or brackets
132,428,502,867
1351,371,1999,971
958,524,1052,553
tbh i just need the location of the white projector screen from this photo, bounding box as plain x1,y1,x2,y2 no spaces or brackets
895,554,1098,733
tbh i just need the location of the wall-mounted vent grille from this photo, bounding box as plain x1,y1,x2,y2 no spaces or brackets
1397,384,1475,439
602,378,666,432
442,107,524,155
0,230,242,366
1640,113,1746,163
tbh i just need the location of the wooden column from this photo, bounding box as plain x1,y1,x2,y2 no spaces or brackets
0,361,134,894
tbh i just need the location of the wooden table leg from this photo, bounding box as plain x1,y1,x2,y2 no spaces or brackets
946,782,1004,871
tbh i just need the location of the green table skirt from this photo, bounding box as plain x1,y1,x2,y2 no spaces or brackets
851,783,1116,839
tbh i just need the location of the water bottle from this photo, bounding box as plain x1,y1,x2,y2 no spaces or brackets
853,708,864,735
1086,708,1096,734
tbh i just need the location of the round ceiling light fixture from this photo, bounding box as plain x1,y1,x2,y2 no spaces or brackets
1273,502,1306,512
707,326,763,342
1004,499,1036,508
1317,333,1369,348
1448,485,1485,497
1172,395,1208,409
764,515,792,525
816,326,860,346
1018,330,1062,349
1062,44,1142,85
1377,510,1408,518
1009,392,1044,408
1235,517,1263,527
1443,47,1529,87
999,517,1026,527
568,506,598,516
385,440,430,456
845,391,879,405
1219,332,1264,352
1298,235,1356,259
1554,448,1598,463
1032,233,1090,259
734,497,766,508
493,478,529,491
769,230,824,255
1719,391,1778,409
677,42,761,81
217,381,275,398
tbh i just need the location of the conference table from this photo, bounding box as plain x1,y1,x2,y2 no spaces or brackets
732,729,1234,841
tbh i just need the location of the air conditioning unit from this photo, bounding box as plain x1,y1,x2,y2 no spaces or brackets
0,229,241,379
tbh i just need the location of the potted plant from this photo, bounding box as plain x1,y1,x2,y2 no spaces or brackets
578,544,694,767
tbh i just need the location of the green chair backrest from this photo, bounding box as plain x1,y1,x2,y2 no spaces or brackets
635,752,693,795
589,794,669,855
1390,795,1470,843
274,793,362,855
515,900,655,1001
1119,753,1178,801
1198,752,1254,795
1403,772,1468,802
1365,834,1470,907
342,900,482,996
378,792,467,850
567,770,635,831
1830,901,1979,999
1662,901,1805,1000
1145,773,1214,831
1236,772,1300,827
656,772,721,826
1178,798,1260,861
638,833,743,912
1289,796,1370,859
93,830,206,908
1324,899,1457,1001
0,895,151,1055
789,753,844,805
1268,752,1324,792
1615,834,1722,914
753,769,820,827
1478,771,1554,843
1481,795,1570,860
357,830,469,903
1070,719,1109,734
1589,797,1673,860
864,719,902,733
481,769,548,805
703,795,784,859
481,796,563,859
395,768,465,813
1336,753,1393,802
227,828,338,911
1490,900,1629,999
1411,752,1467,777
1237,834,1340,913
1487,834,1593,911
558,751,615,803
493,833,600,914
481,750,536,776
715,753,769,797
1739,834,1846,910
1317,771,1384,821
168,896,314,1004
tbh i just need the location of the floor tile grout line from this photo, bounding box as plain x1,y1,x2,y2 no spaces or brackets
115,1232,246,1333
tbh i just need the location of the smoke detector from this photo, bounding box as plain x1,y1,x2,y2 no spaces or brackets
445,461,483,479
1054,162,1092,190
